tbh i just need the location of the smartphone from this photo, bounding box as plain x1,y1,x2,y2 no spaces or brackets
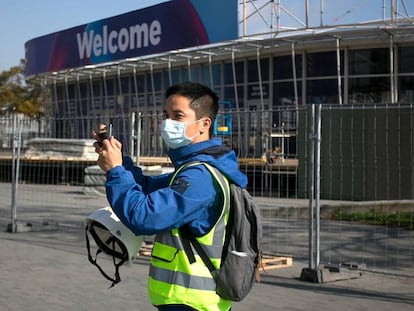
96,123,113,146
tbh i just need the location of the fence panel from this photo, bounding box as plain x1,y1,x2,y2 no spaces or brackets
315,104,414,275
0,104,413,277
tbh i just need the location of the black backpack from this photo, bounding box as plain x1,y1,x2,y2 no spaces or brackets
175,161,263,301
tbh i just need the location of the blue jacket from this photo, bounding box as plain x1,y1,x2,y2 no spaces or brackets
105,138,247,236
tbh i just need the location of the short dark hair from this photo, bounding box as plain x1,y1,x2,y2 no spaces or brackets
165,82,219,135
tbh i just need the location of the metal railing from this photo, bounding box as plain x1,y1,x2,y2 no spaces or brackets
0,104,413,277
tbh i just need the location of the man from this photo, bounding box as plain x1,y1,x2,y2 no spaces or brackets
95,82,247,311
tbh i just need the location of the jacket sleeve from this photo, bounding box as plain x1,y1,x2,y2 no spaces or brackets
105,164,219,236
122,156,171,194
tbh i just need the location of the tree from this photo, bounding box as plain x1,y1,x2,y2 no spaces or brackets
0,59,47,117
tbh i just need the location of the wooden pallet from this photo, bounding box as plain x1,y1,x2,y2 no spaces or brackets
260,255,293,271
138,244,153,257
138,245,293,272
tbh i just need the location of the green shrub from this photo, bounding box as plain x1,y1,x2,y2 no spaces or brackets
332,210,413,230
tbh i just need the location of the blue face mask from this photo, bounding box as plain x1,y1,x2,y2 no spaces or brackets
161,119,200,149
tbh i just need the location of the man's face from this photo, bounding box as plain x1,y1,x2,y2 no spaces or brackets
164,94,202,140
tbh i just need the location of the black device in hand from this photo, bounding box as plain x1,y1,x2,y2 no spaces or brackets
96,123,112,146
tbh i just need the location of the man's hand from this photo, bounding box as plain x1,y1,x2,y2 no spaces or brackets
96,136,123,173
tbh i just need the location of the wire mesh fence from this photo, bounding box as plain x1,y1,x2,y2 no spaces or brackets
0,104,413,277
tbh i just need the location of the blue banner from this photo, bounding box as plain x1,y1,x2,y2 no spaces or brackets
25,0,238,76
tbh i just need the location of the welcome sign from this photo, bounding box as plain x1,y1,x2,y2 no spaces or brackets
76,21,162,61
25,0,238,76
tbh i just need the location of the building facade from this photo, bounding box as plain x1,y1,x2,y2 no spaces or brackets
24,2,414,200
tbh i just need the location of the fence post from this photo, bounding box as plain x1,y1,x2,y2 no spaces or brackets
9,116,23,233
300,104,322,282
135,112,142,166
129,112,142,166
307,104,315,270
130,112,135,159
315,104,321,269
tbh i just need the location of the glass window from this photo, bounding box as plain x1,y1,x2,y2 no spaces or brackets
103,78,115,96
349,48,389,75
273,55,302,80
223,86,244,109
224,61,244,84
147,72,162,91
247,83,269,100
163,68,181,89
163,70,171,87
348,77,390,104
306,79,341,104
67,84,76,99
224,63,232,84
398,77,414,102
307,51,343,77
273,81,302,106
248,58,269,82
132,74,145,93
117,76,129,95
398,46,414,73
202,63,221,86
129,74,145,111
182,65,200,82
78,82,88,98
56,85,65,101
90,80,101,97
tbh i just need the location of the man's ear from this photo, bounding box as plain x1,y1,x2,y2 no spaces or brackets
201,118,212,132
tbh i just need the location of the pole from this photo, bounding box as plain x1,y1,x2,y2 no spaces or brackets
103,71,109,113
320,0,324,26
89,74,96,118
389,34,396,104
314,104,322,269
136,112,142,166
336,37,343,105
187,57,192,81
305,0,309,28
10,114,17,232
130,112,135,160
291,42,298,108
243,0,246,37
10,117,22,233
149,64,158,156
257,47,264,112
232,49,242,156
307,104,315,270
168,59,172,86
300,104,322,282
132,66,140,159
208,54,213,88
275,0,281,31
76,74,85,136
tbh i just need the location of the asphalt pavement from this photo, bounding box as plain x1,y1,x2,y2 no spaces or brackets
0,182,413,310
0,222,413,311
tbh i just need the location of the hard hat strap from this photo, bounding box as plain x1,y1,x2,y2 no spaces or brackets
85,224,125,288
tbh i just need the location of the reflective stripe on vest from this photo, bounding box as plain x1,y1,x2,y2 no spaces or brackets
148,162,231,311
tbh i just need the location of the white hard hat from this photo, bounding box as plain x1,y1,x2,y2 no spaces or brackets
85,206,143,286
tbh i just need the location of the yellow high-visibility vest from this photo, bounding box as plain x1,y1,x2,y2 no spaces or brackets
148,162,232,311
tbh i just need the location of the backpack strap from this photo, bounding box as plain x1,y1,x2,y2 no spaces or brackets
179,225,216,272
175,161,231,274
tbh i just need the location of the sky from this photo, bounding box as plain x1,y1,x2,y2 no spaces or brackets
1,0,412,72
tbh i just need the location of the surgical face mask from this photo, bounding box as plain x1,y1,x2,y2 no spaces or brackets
161,119,201,149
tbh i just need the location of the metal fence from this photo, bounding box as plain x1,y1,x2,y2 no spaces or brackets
0,104,413,278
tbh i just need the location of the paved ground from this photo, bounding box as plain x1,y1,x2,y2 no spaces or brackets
0,182,413,310
0,223,413,311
